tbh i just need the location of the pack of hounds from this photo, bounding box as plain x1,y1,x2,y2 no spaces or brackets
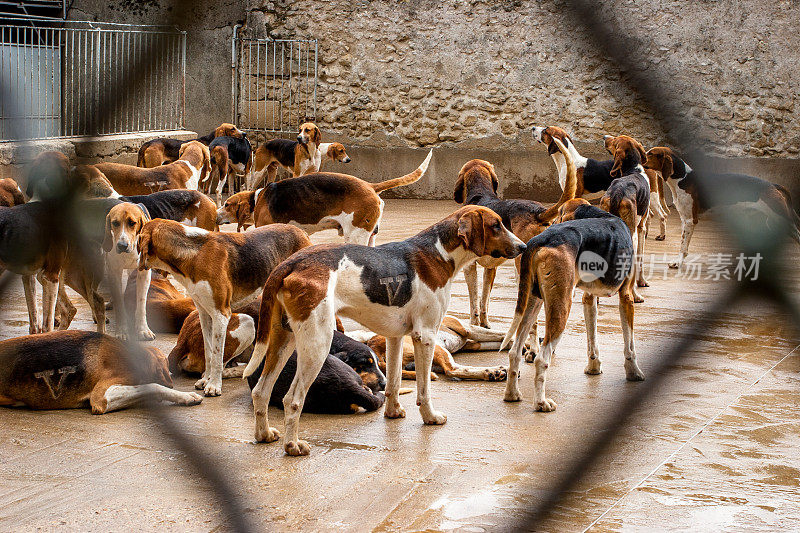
1,121,798,456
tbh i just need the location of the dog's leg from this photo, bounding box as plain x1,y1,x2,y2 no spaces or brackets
282,310,335,456
524,300,543,363
22,275,40,334
583,292,601,375
505,297,541,401
619,286,645,381
203,310,229,396
635,221,649,288
532,275,572,412
463,262,481,326
55,275,77,330
252,331,295,444
479,267,496,328
383,336,406,418
90,287,106,334
90,381,202,414
437,346,506,381
411,330,446,425
194,308,214,391
134,269,155,340
106,260,130,339
41,277,58,333
670,197,694,268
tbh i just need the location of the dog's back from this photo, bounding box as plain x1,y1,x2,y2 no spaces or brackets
0,202,58,270
209,135,252,166
261,138,298,168
605,173,650,216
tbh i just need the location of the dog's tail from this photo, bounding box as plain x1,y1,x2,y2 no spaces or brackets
242,265,291,380
371,150,433,194
499,244,538,351
136,145,147,168
773,183,800,240
538,138,577,222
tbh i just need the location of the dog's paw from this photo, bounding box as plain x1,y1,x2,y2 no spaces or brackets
524,349,536,363
137,327,156,341
504,387,522,402
118,331,130,342
384,403,406,419
255,426,281,443
483,366,507,382
668,261,680,269
203,380,222,397
178,392,203,406
633,294,645,304
637,279,649,288
535,398,557,412
430,372,438,381
625,364,645,382
655,235,666,241
422,410,447,425
194,376,208,390
284,439,311,456
584,359,602,375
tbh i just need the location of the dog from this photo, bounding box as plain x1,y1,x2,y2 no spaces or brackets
123,270,195,334
250,122,322,188
207,134,253,206
600,134,652,302
315,142,351,171
136,123,244,168
500,199,645,412
137,220,312,396
0,330,202,414
244,204,526,455
0,178,26,207
453,138,577,327
94,141,211,196
216,150,433,244
360,315,510,382
55,189,217,336
645,146,800,268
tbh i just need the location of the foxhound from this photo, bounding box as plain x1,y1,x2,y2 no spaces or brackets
0,178,25,207
0,330,202,414
315,142,351,172
95,141,211,196
645,146,800,268
244,205,526,455
207,133,253,206
453,138,576,327
250,122,321,188
137,220,311,396
501,199,645,412
217,150,433,245
137,123,243,168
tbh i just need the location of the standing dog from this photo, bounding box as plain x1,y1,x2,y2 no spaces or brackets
137,220,311,396
136,123,243,168
217,151,433,245
315,142,351,172
244,205,526,455
501,199,645,412
0,330,202,414
207,133,253,206
250,122,321,188
645,146,800,268
453,138,576,327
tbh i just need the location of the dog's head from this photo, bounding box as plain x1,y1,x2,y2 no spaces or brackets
645,146,675,181
104,202,151,255
141,346,174,387
333,338,386,393
297,122,321,146
72,165,117,198
532,126,573,155
326,142,351,163
179,141,212,184
26,150,71,200
454,205,526,259
605,134,647,178
214,123,244,139
453,159,498,204
216,190,255,226
555,198,591,223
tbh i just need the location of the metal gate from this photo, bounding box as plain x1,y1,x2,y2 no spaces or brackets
232,30,317,136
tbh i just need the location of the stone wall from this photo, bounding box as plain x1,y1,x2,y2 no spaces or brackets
245,0,799,160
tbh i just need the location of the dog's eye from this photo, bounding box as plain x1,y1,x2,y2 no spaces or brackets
128,220,136,227
112,220,120,227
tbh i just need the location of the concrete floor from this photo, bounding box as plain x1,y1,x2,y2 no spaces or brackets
1,199,799,532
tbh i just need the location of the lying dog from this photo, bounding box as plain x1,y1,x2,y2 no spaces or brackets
137,220,312,396
207,133,253,206
645,146,800,268
501,199,645,412
0,178,26,207
245,205,526,455
453,138,576,327
0,330,202,414
136,123,243,168
600,135,652,302
123,270,195,334
359,315,509,381
217,150,433,244
95,141,211,196
250,122,321,187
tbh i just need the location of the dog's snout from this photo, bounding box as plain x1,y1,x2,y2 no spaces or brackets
343,157,351,163
517,242,527,254
297,135,304,143
116,241,130,254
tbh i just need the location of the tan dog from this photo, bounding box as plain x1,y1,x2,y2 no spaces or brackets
250,122,321,187
217,150,432,245
0,178,25,207
137,123,244,168
0,330,202,414
137,220,311,396
316,142,351,172
95,141,211,196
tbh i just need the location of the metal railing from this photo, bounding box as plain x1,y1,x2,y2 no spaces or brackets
0,21,185,141
232,29,317,136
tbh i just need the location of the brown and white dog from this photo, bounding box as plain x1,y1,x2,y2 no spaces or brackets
250,122,322,188
645,146,800,268
501,199,645,412
358,315,510,382
244,205,526,455
124,270,196,334
453,139,577,327
217,150,433,244
137,220,311,396
94,141,211,196
0,330,202,414
137,123,243,168
0,178,26,207
315,142,351,172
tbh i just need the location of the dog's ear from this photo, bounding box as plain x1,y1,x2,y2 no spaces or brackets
453,170,467,204
102,212,114,252
457,209,486,256
311,125,321,145
661,152,674,180
335,316,344,332
137,229,152,271
635,140,647,165
610,147,625,178
201,145,212,184
489,163,499,194
235,196,252,222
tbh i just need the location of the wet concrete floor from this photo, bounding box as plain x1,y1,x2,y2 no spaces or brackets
1,199,799,531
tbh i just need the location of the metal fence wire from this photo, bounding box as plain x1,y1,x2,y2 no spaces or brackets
0,1,798,532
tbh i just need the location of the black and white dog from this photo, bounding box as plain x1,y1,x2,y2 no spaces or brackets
208,134,253,205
